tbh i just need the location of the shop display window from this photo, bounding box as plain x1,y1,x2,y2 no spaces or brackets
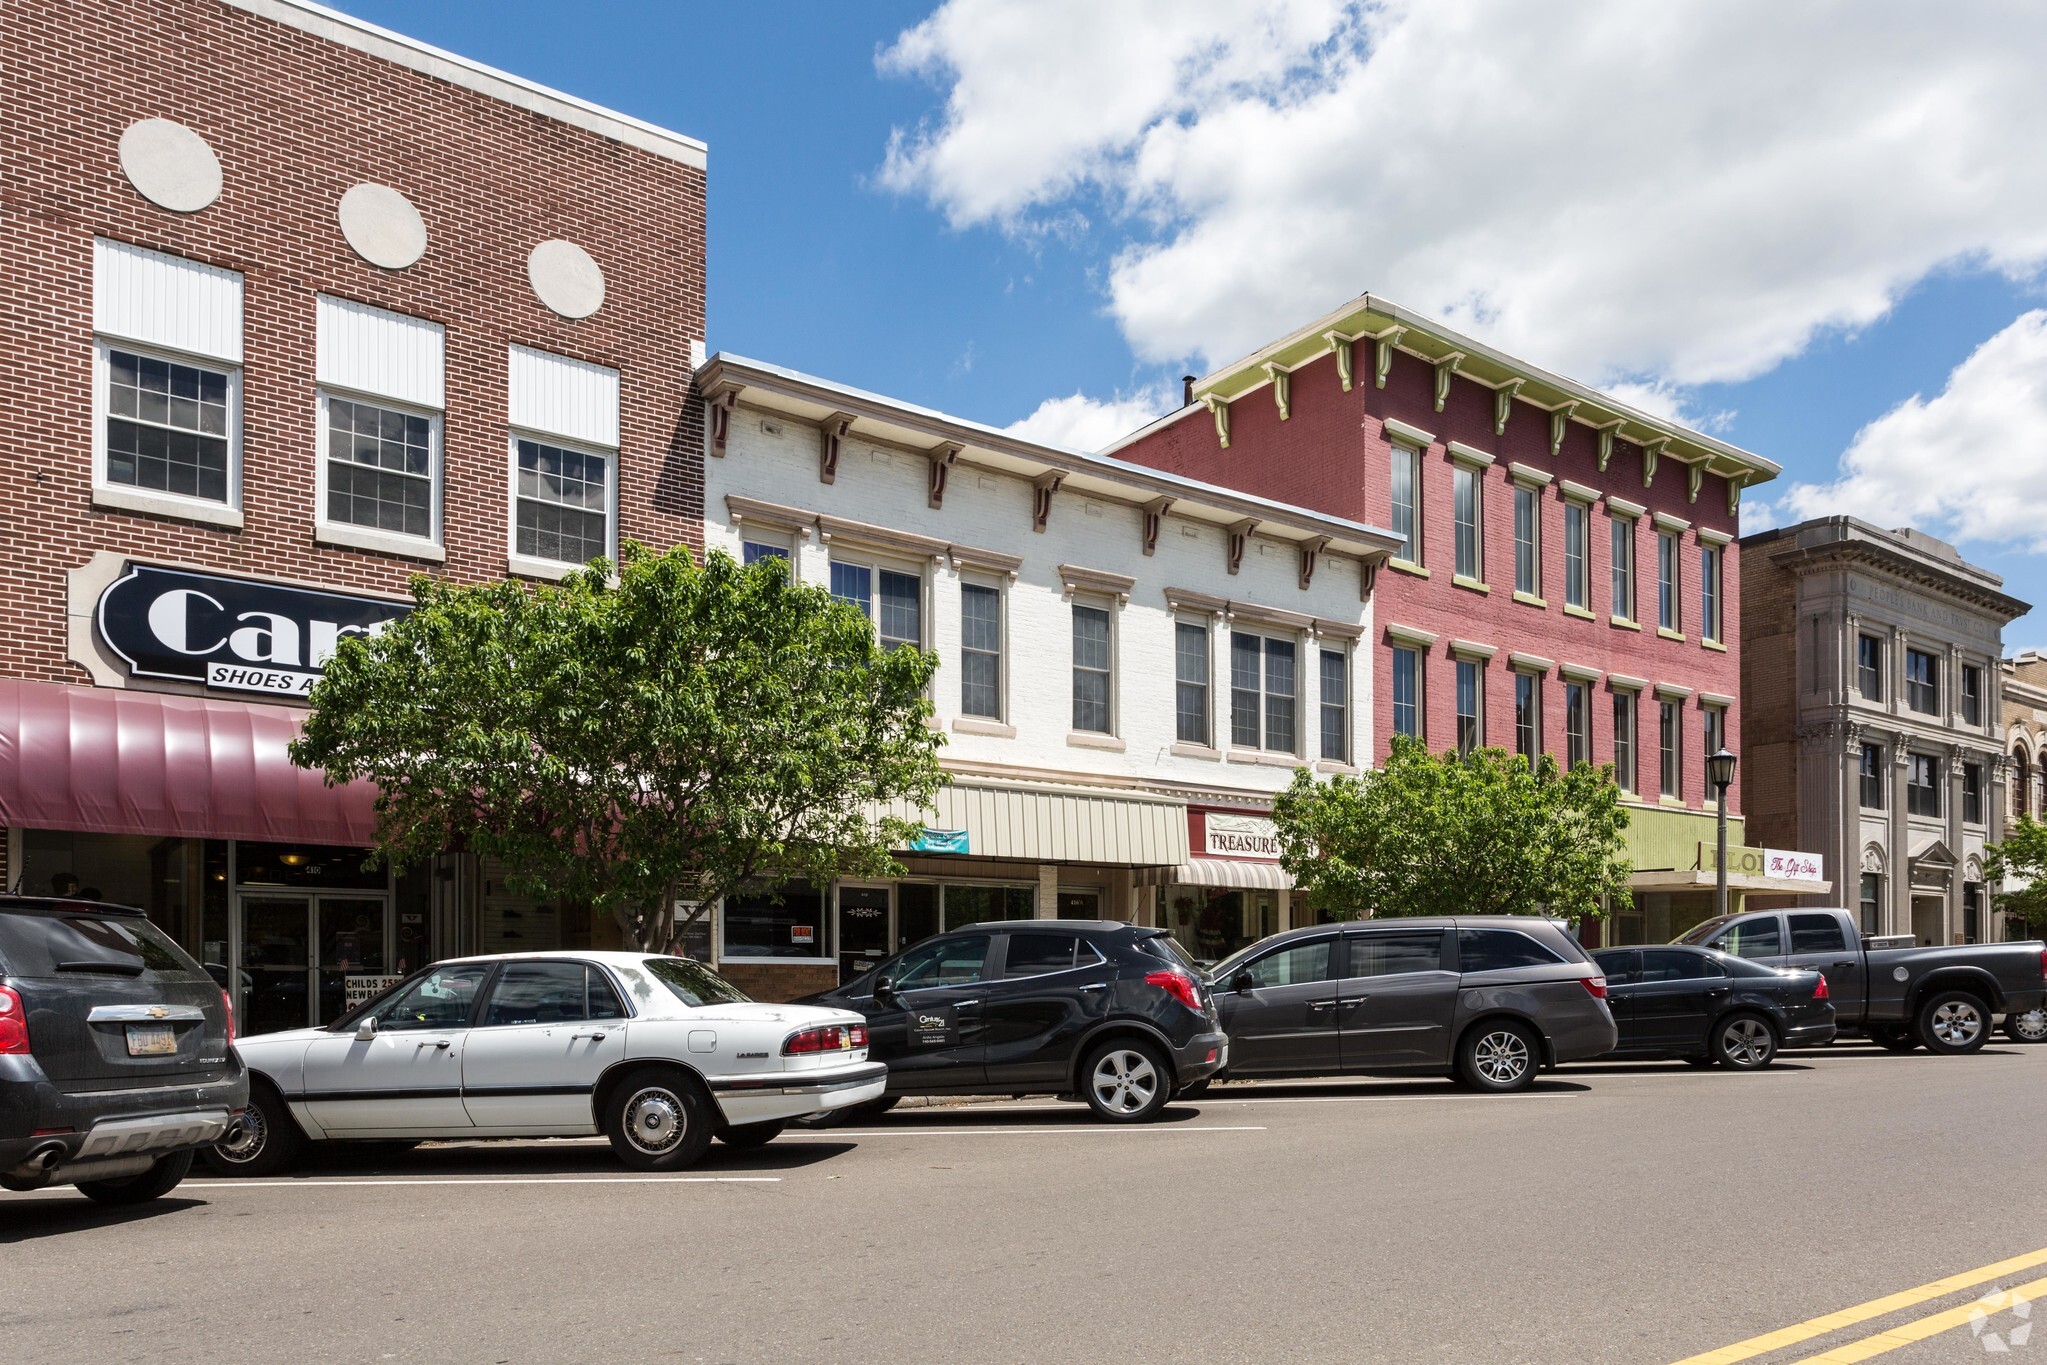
722,879,828,959
1163,886,1277,965
940,883,1034,932
18,830,193,943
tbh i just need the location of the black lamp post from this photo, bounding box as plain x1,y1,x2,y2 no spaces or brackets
1707,747,1738,919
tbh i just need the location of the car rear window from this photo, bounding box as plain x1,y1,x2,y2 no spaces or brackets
642,957,752,1007
1639,949,1718,981
1137,933,1200,973
1457,928,1564,972
0,908,203,980
1711,918,1784,958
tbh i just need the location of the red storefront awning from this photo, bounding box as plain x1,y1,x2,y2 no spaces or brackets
0,679,377,846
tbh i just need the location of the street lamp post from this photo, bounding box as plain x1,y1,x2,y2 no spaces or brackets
1708,747,1738,919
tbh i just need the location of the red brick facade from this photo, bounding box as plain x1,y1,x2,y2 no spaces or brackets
1116,342,1747,815
0,0,707,690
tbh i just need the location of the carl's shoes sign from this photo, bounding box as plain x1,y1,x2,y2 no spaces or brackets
93,562,411,698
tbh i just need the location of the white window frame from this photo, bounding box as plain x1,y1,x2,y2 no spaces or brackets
1563,500,1591,611
315,387,445,559
1069,595,1119,739
830,549,929,652
1229,626,1302,757
93,338,244,528
738,531,795,566
1453,464,1483,583
1514,669,1543,760
1657,529,1682,633
1610,513,1637,624
1317,644,1351,765
1513,483,1541,599
1699,543,1723,643
1455,657,1484,754
1173,615,1214,750
506,429,619,577
1390,443,1422,566
958,574,1006,722
1391,644,1424,742
1613,688,1638,794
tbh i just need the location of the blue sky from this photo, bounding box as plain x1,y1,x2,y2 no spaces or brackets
340,1,2047,642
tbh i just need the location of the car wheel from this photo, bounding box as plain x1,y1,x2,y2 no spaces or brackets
1869,1025,1921,1053
1081,1040,1172,1122
1712,1014,1778,1070
717,1121,785,1150
2006,1008,2047,1045
200,1085,301,1178
76,1150,194,1204
1917,990,1991,1055
604,1067,715,1171
1457,1019,1540,1093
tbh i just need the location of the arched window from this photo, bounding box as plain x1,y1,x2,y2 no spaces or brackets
2015,747,2032,820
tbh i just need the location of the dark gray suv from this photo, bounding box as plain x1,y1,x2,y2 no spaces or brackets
1203,916,1616,1092
1,897,246,1203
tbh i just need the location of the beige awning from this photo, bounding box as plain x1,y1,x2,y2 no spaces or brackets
1630,869,1835,896
885,779,1188,866
1137,858,1294,891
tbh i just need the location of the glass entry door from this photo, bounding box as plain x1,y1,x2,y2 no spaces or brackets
236,893,390,1036
837,885,892,983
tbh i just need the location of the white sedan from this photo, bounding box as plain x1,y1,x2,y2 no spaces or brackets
203,951,884,1175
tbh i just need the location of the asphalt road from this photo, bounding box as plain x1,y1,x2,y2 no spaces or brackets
5,1040,2046,1364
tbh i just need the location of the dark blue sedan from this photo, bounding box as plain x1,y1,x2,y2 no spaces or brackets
1590,944,1835,1069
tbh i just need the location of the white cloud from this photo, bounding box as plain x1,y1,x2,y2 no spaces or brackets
1783,311,2047,549
1004,388,1175,452
880,1,2047,394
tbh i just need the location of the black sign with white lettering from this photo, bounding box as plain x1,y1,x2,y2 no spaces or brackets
906,1004,956,1048
95,563,411,698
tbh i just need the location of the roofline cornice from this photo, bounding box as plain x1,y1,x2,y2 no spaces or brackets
1767,539,2031,621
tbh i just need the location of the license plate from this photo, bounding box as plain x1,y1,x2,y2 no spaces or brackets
126,1023,177,1057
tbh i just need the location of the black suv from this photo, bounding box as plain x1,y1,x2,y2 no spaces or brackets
1,898,246,1204
797,920,1227,1122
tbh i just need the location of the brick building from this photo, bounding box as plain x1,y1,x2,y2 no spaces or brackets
0,0,705,1032
1105,293,1807,940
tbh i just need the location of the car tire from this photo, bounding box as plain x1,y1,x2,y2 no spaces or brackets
76,1150,194,1205
604,1067,715,1171
717,1121,785,1150
1917,990,1992,1055
200,1084,302,1178
1711,1013,1778,1070
1456,1019,1541,1093
1080,1039,1173,1122
2006,1008,2047,1045
1869,1025,1921,1053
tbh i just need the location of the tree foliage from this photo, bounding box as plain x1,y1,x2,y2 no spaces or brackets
291,542,945,950
1270,736,1633,923
1984,815,2047,936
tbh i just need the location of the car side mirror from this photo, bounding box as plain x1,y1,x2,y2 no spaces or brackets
355,1016,378,1042
1230,970,1254,994
874,976,898,1006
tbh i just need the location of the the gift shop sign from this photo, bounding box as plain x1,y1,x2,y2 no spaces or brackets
96,563,411,699
1202,811,1282,860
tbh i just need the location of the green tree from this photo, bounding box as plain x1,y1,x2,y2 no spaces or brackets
1984,815,2047,937
1270,735,1632,923
290,542,945,951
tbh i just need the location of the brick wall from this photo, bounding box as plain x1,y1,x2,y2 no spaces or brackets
1737,543,1801,851
0,0,707,693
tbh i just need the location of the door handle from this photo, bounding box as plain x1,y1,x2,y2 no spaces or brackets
1705,988,1729,998
416,1040,450,1050
1338,997,1368,1006
1076,984,1107,992
1834,961,1854,969
955,1000,982,1011
571,1031,608,1041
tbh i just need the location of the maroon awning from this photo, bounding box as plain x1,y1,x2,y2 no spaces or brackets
0,679,377,845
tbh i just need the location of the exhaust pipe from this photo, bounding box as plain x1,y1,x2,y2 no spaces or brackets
0,1141,69,1191
32,1141,65,1171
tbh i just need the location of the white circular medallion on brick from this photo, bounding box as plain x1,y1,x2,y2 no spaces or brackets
527,239,605,318
118,118,222,213
337,183,428,270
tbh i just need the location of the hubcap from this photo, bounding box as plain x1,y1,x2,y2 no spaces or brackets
1090,1050,1159,1115
215,1105,268,1165
623,1087,686,1155
2015,1009,2047,1042
1723,1018,1772,1066
1931,1000,1984,1047
1474,1030,1530,1085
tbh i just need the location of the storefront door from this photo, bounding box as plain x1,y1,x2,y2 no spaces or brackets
837,885,892,984
235,892,392,1036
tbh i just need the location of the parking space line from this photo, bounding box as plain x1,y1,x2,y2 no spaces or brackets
1792,1276,2047,1363
1670,1246,2047,1364
783,1125,1267,1137
183,1176,782,1188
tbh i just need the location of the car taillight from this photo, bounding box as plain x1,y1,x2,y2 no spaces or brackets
1579,974,1608,1001
0,985,29,1055
1814,974,1831,1000
1145,969,1202,1012
2040,949,2046,981
782,1024,867,1055
222,988,235,1046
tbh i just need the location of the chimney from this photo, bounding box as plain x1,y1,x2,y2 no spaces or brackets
1182,375,1196,407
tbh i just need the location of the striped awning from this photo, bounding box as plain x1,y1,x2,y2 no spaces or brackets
1137,858,1294,891
887,778,1187,866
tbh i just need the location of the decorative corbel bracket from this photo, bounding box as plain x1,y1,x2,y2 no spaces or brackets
1141,496,1175,556
1727,471,1747,518
1493,379,1522,437
1031,471,1064,533
1595,420,1625,472
818,411,855,485
1686,461,1703,505
1640,437,1667,489
1374,326,1405,389
1358,555,1383,602
1204,393,1232,449
1265,363,1292,421
1326,331,1355,392
1226,518,1260,576
706,384,743,456
1298,535,1331,590
1432,352,1464,413
925,442,963,509
1549,402,1578,458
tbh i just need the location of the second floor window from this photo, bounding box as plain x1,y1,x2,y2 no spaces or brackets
959,583,1002,719
1857,634,1884,700
105,347,235,504
1390,445,1420,563
1565,680,1589,768
1703,705,1725,782
831,559,922,651
1611,515,1635,621
1907,753,1941,816
1454,465,1481,580
324,395,436,540
1962,664,1983,725
1860,743,1885,810
1455,659,1482,754
1614,691,1637,793
1564,502,1590,610
1175,621,1210,746
1964,762,1984,824
1392,646,1421,740
514,437,612,567
1071,604,1113,734
1515,672,1541,760
1659,699,1682,799
1657,530,1680,632
1905,648,1939,715
1319,650,1348,763
1231,631,1297,754
1700,544,1722,643
1513,485,1540,597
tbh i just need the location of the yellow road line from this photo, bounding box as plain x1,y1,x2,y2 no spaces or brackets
1670,1246,2047,1364
1795,1276,2047,1363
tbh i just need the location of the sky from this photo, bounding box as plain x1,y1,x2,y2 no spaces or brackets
340,0,2047,644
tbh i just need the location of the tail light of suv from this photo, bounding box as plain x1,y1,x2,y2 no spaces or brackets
0,985,28,1055
783,1024,869,1055
1814,974,1831,1000
222,988,235,1046
1145,969,1203,1013
1578,975,1608,1002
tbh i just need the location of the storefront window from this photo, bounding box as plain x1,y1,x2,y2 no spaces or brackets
235,841,387,890
941,883,1034,932
896,882,939,950
18,830,193,942
1162,887,1276,965
721,880,827,959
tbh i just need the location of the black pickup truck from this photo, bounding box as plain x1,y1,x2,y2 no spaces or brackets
1675,908,2046,1055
